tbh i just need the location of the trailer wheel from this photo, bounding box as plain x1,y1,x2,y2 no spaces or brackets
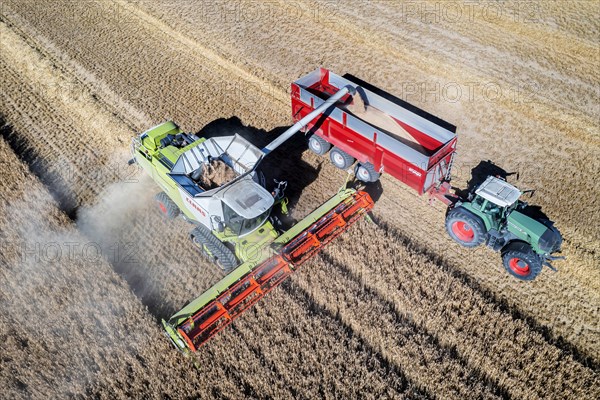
329,147,355,169
308,135,331,155
355,162,380,183
190,225,238,272
155,192,179,219
501,242,543,281
445,207,486,247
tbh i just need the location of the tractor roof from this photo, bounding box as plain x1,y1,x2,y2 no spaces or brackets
475,176,521,207
218,178,273,219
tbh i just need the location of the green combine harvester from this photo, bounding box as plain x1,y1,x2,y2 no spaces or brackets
130,85,375,352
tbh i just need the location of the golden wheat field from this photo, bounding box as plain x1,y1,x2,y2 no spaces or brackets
1,1,599,399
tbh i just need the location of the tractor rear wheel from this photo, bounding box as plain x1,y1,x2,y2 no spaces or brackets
329,147,355,169
308,134,331,155
445,207,486,247
155,192,179,219
355,162,380,183
501,243,543,281
190,225,238,272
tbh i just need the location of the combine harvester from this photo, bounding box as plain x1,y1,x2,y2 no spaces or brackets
130,68,562,353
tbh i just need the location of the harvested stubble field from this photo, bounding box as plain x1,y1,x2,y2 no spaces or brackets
0,0,599,399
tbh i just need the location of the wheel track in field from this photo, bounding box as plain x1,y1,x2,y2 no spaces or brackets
367,212,600,372
290,0,599,127
288,256,510,399
318,227,600,397
0,13,146,133
2,0,596,390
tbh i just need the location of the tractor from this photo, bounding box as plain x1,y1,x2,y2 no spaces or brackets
445,176,563,280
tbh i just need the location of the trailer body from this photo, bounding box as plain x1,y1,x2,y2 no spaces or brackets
292,68,457,196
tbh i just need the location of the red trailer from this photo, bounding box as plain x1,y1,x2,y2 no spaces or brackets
291,68,457,202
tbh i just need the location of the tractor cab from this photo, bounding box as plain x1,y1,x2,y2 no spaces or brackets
470,176,522,229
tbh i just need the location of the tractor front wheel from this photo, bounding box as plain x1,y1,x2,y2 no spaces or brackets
445,207,486,247
190,225,238,273
501,243,543,281
155,192,180,219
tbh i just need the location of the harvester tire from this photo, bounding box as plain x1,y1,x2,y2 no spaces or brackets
155,192,180,219
190,225,238,272
308,134,331,155
355,162,380,183
501,242,543,281
329,147,355,169
445,207,486,247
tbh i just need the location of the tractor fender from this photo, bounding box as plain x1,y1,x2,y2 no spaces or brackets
446,204,485,227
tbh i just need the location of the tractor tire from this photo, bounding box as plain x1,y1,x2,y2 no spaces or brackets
445,206,486,247
501,242,543,281
190,225,238,272
329,147,355,170
308,134,331,155
155,192,179,219
355,162,381,183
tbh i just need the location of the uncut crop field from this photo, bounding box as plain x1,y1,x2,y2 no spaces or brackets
1,1,599,399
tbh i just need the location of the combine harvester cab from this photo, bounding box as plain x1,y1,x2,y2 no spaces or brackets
292,68,458,202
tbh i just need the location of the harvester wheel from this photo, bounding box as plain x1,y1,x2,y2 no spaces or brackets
355,162,380,183
501,242,543,281
329,147,355,169
308,134,331,155
190,225,238,272
155,192,179,219
445,207,486,247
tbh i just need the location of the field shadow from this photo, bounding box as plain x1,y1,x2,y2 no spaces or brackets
0,116,79,220
458,160,552,221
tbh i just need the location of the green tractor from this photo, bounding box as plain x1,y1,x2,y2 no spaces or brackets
445,176,563,280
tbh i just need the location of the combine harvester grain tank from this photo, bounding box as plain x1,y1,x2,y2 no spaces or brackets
131,68,563,353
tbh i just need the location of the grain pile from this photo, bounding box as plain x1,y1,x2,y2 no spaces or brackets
200,159,237,189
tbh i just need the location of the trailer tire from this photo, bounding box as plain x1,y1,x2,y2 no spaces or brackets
308,134,331,155
155,192,179,219
190,225,238,272
445,206,486,247
355,162,381,183
501,242,543,281
329,147,355,169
